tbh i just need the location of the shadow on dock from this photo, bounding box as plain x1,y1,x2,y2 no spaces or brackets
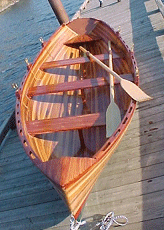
130,0,164,228
0,130,70,229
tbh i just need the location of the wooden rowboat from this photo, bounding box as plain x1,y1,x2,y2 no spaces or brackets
15,17,141,219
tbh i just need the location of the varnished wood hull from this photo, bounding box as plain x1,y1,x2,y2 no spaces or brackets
15,18,138,219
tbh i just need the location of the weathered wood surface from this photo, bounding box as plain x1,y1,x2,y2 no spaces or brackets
155,0,164,17
0,0,164,229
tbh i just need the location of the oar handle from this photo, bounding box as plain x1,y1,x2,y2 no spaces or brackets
79,46,121,82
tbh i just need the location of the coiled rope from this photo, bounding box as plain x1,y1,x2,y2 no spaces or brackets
70,212,128,230
70,214,86,230
96,212,128,230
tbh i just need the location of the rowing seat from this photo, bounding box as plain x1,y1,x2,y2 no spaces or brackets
26,112,106,136
27,74,133,98
40,53,120,71
28,77,108,98
64,34,102,48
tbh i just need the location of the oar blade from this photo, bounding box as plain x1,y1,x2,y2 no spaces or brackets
120,79,152,102
79,46,152,102
106,102,121,138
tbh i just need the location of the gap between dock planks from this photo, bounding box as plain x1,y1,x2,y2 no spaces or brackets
155,0,164,17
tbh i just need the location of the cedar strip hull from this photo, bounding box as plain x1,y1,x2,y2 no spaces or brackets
15,18,138,219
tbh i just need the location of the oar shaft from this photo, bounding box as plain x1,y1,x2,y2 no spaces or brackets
79,46,121,82
108,41,114,102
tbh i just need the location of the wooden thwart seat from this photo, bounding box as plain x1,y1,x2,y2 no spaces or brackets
26,112,106,136
28,74,133,98
40,53,120,71
28,77,108,97
64,34,102,47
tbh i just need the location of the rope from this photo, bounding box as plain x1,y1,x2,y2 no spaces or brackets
70,214,86,230
96,212,128,230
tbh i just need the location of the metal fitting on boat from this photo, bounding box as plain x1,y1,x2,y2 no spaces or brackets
25,58,32,71
135,66,139,76
39,37,44,44
131,43,134,52
11,83,18,90
117,26,121,33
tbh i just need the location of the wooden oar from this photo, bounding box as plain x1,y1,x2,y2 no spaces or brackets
79,46,152,102
106,41,121,137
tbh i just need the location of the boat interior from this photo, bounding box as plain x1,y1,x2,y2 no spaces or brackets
18,18,134,162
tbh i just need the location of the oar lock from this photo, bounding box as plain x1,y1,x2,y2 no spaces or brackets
117,26,121,33
135,66,139,75
39,37,44,44
25,58,32,71
11,83,18,90
39,37,47,47
25,58,30,65
131,43,134,52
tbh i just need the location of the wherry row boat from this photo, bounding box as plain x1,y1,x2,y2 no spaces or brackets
15,18,151,220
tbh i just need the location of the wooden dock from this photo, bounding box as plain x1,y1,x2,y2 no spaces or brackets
0,0,164,229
